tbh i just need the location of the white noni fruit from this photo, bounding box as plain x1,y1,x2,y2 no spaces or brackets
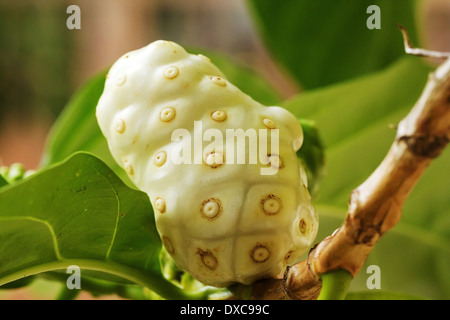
96,40,318,287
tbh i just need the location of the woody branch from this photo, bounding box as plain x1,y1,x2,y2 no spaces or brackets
251,43,450,300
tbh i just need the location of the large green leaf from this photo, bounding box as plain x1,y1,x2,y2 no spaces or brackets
284,57,449,299
0,152,203,299
247,0,419,89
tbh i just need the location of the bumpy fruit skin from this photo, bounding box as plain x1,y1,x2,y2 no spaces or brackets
96,40,318,287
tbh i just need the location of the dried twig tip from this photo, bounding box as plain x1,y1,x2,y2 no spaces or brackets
398,24,450,60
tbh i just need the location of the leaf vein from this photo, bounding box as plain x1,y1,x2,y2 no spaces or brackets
0,216,62,260
90,166,121,260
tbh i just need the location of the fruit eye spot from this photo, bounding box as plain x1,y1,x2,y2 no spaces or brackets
205,151,224,168
164,66,179,79
211,110,227,122
251,244,270,263
155,197,166,213
124,160,134,176
197,249,218,270
115,118,126,134
300,218,307,233
210,76,227,86
201,198,222,220
261,194,282,215
267,154,284,169
160,107,176,122
154,151,167,166
263,118,276,129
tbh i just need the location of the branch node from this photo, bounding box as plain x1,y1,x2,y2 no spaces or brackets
398,134,449,158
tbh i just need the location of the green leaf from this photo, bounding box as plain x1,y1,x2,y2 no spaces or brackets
297,119,325,197
0,152,203,299
284,57,449,299
41,70,135,189
0,175,7,189
0,275,35,289
39,72,118,173
248,0,419,89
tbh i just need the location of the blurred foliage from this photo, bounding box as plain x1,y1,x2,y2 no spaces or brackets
0,174,7,189
248,0,419,89
0,1,72,120
284,57,431,204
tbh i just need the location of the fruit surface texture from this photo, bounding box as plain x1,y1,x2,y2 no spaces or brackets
96,40,318,287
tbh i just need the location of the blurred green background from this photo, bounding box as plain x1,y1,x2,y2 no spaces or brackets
0,0,449,300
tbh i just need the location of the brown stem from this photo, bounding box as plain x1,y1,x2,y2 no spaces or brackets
251,57,450,300
398,24,450,59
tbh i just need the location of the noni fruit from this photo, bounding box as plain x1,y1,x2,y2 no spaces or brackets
96,40,318,287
